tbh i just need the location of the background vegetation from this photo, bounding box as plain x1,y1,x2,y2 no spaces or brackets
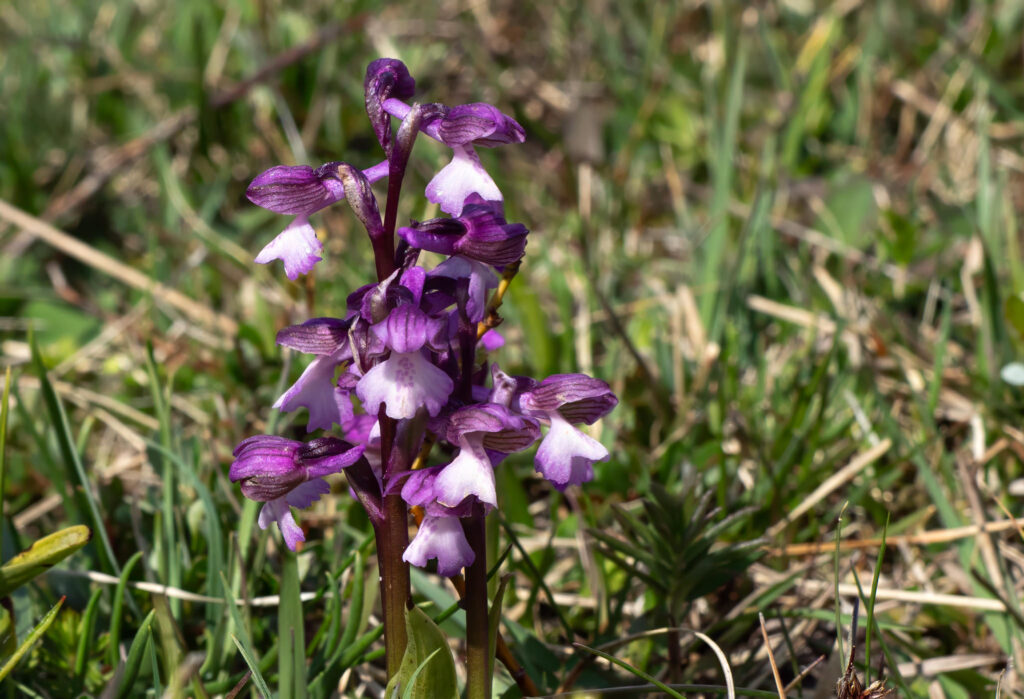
2,0,1024,696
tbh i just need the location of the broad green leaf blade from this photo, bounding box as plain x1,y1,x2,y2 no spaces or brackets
400,649,442,699
0,597,63,682
0,524,91,597
114,609,155,699
383,606,458,699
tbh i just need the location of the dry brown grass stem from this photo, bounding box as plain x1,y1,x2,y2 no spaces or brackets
770,518,1024,556
0,199,237,335
759,613,786,699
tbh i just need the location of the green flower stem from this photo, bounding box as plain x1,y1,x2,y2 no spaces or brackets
463,511,491,699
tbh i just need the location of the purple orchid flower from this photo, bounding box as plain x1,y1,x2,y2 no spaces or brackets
356,303,454,420
398,195,528,268
246,160,389,279
272,318,355,432
519,374,618,490
431,403,539,509
230,435,365,550
402,514,474,576
382,97,525,216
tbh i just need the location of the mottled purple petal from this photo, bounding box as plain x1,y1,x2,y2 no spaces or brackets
300,440,366,478
371,304,446,354
255,217,323,280
437,103,525,148
520,374,618,425
447,403,539,453
356,351,454,419
425,146,502,216
403,515,474,576
534,414,608,490
276,318,350,355
246,165,344,215
229,436,300,481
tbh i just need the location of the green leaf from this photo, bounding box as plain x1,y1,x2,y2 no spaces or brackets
73,587,103,685
488,574,512,671
279,551,307,699
29,335,119,576
107,551,143,669
230,634,274,699
0,524,91,596
383,606,458,699
0,367,11,562
0,605,15,660
114,609,155,699
1005,294,1024,342
0,597,63,682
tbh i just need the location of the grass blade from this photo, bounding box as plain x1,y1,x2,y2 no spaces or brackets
29,335,119,576
0,597,64,682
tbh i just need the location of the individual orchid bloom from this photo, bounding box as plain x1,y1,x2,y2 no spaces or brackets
428,256,499,323
402,514,474,576
229,435,365,550
518,374,618,490
382,95,525,216
398,196,528,267
432,404,539,509
246,160,389,279
356,304,454,420
364,58,416,156
273,318,355,432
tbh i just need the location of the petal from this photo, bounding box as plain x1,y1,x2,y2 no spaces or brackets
520,373,618,425
258,499,305,550
364,59,416,154
274,355,351,432
399,464,443,507
433,443,497,509
437,103,525,148
447,403,539,453
246,165,340,214
402,515,474,576
276,317,350,355
534,414,608,490
425,146,503,216
254,217,323,280
285,478,331,509
356,351,454,420
480,329,504,351
229,436,300,481
371,304,446,354
429,256,498,323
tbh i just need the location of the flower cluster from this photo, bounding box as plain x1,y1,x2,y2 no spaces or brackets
230,58,617,576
